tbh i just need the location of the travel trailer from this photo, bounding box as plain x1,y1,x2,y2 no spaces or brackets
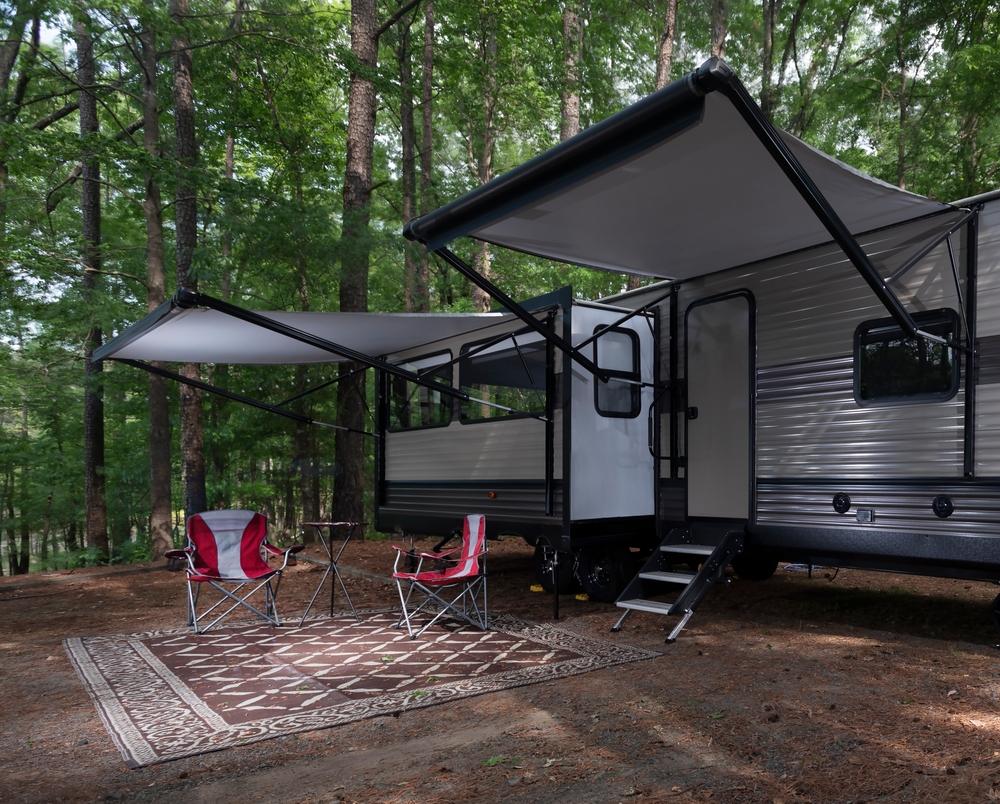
97,57,1000,640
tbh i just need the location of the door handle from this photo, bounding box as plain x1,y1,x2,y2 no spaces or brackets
686,406,698,420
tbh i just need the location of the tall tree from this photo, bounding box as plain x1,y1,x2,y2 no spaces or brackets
561,1,583,141
76,13,110,559
711,0,728,58
171,0,206,520
139,6,173,558
469,3,498,314
656,0,679,91
332,0,379,525
417,0,433,313
397,14,418,312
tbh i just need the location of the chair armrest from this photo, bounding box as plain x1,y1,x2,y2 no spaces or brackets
164,548,191,560
392,545,459,560
264,543,305,556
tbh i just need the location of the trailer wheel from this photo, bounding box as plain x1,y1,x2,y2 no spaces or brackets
731,549,778,581
578,546,632,603
533,545,578,593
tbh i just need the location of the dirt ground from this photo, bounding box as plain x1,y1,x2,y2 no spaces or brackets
4,536,1000,804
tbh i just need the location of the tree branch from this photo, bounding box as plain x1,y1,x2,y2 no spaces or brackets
376,0,422,40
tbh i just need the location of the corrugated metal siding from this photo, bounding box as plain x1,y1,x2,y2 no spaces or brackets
757,481,1000,536
757,357,965,477
975,201,1000,338
385,413,561,481
975,384,1000,475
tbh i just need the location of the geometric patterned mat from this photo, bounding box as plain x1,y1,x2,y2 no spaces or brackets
64,610,660,768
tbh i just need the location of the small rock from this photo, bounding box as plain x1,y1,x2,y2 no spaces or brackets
76,739,89,746
508,776,522,786
105,791,123,801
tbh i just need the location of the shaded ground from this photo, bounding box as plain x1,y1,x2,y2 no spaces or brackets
3,537,1000,804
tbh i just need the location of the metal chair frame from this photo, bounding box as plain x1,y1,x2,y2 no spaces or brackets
393,514,488,640
166,510,303,634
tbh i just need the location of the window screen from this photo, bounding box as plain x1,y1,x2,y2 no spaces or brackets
460,334,547,422
854,310,959,405
593,326,640,417
388,352,453,430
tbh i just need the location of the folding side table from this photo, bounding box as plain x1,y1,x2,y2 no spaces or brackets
298,521,366,626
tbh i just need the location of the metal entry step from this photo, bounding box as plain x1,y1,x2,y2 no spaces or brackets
612,530,745,643
638,570,696,584
660,543,714,556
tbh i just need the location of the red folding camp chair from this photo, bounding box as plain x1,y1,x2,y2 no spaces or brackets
392,514,488,639
165,510,303,634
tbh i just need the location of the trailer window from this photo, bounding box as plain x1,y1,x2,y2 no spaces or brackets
388,352,453,430
854,309,959,405
593,326,640,417
459,334,547,422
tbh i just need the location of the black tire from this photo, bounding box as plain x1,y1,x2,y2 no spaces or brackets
577,546,633,603
731,549,779,581
534,544,579,593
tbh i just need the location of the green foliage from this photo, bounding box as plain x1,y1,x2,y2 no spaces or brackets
1,0,997,574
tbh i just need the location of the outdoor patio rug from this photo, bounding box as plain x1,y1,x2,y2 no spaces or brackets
64,610,660,768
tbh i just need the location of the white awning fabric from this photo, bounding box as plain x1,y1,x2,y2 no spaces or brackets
96,305,514,365
461,93,953,278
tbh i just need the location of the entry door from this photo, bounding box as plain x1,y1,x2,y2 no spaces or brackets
686,293,752,519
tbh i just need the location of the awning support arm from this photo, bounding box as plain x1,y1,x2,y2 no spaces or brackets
171,289,547,421
572,284,676,354
435,247,610,381
117,358,369,435
885,207,976,287
172,288,476,406
699,59,920,339
275,366,365,408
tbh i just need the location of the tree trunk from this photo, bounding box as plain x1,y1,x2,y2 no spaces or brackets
398,22,418,312
0,8,35,243
17,400,30,573
5,470,16,574
655,0,678,91
332,0,378,527
710,0,728,59
141,12,173,559
77,17,109,560
561,2,582,141
417,0,433,313
469,6,497,314
171,0,206,519
895,13,907,190
761,0,778,119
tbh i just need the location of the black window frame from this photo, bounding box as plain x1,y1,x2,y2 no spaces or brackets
458,330,548,425
853,308,960,407
386,350,454,432
592,325,641,419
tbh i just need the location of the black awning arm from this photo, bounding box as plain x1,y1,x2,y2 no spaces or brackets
885,207,977,288
696,59,922,339
572,284,676,354
118,358,371,435
275,366,364,408
435,247,610,381
171,289,548,421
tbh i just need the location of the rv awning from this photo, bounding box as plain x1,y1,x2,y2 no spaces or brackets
404,61,956,282
93,299,514,365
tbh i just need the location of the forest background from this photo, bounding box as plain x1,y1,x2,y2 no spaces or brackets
1,0,998,573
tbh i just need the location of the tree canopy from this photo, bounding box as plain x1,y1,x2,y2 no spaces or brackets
1,0,996,572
